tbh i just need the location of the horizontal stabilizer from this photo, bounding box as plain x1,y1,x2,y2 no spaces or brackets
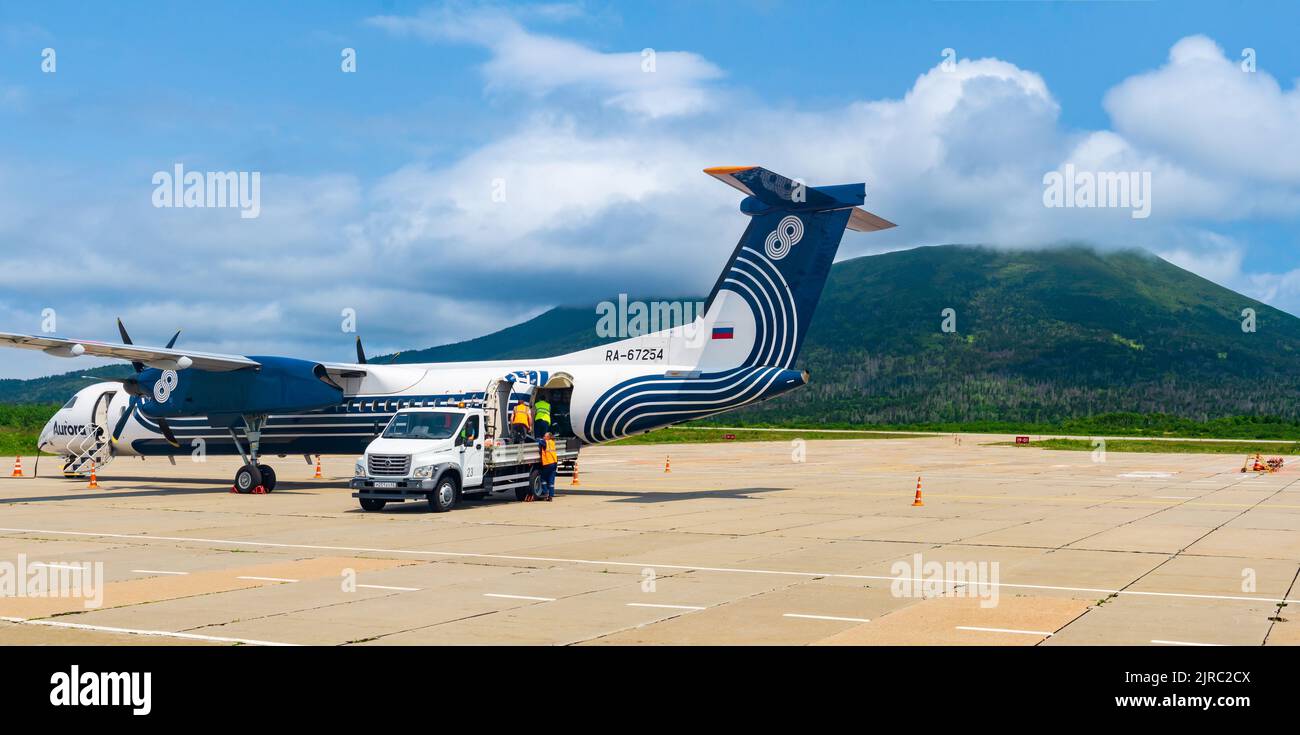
704,165,895,230
847,207,896,232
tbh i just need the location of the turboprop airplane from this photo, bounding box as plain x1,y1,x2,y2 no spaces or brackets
2,166,894,492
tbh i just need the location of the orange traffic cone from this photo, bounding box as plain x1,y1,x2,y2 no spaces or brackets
911,476,924,507
87,461,100,489
10,456,23,477
570,461,581,486
313,454,323,479
664,455,671,473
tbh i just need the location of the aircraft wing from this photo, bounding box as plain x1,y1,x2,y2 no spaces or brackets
0,331,260,372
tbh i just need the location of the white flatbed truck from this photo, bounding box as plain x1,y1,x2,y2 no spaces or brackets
349,403,579,512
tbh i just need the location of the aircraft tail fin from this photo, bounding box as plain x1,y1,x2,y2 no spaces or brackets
697,166,894,370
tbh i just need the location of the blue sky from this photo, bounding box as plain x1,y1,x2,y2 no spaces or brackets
2,1,1299,378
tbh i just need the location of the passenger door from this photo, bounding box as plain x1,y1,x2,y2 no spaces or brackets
458,414,485,488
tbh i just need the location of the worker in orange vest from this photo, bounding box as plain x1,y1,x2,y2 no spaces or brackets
537,431,558,501
510,398,533,443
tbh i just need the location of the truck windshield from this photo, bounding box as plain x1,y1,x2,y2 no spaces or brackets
383,412,462,440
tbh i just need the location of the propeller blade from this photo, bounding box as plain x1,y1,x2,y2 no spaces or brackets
165,329,181,349
111,396,138,442
156,417,180,448
116,317,145,373
355,336,366,364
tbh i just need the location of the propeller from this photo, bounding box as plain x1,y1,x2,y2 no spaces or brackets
117,318,145,374
111,318,181,448
355,336,401,365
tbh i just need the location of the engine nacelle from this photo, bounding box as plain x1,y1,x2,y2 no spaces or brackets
135,356,343,419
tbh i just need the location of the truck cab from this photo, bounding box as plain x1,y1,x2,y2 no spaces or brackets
350,403,576,512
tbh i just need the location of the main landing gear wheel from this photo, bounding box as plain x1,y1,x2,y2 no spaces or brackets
257,464,277,492
233,464,262,494
429,477,459,513
228,415,273,495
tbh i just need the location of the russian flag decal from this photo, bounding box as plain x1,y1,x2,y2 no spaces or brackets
711,326,734,340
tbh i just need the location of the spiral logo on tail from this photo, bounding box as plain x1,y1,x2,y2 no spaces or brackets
764,215,804,260
153,370,179,403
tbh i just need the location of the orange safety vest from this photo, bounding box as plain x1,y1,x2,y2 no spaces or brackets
511,402,532,428
540,437,557,466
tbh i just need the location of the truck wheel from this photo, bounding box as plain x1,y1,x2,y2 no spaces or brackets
359,498,386,511
516,468,540,502
429,476,458,513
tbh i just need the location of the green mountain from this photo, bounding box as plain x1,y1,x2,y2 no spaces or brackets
5,245,1298,425
765,245,1300,424
0,364,133,405
393,244,1300,424
387,305,620,363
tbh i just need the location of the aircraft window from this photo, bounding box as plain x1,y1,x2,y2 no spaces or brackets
62,396,77,409
383,411,461,440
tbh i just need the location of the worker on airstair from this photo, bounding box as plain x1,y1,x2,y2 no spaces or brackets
510,398,533,443
534,397,552,437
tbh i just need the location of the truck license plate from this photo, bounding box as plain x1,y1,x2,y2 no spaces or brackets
374,481,397,489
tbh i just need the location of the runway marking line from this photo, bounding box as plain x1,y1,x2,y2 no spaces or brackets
236,575,299,583
0,526,1290,606
0,616,294,646
784,613,870,623
357,584,420,592
1151,639,1222,647
956,625,1054,637
626,603,705,611
131,569,189,576
484,593,555,602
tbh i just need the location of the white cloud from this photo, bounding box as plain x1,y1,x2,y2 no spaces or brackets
1105,35,1300,184
366,4,723,118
